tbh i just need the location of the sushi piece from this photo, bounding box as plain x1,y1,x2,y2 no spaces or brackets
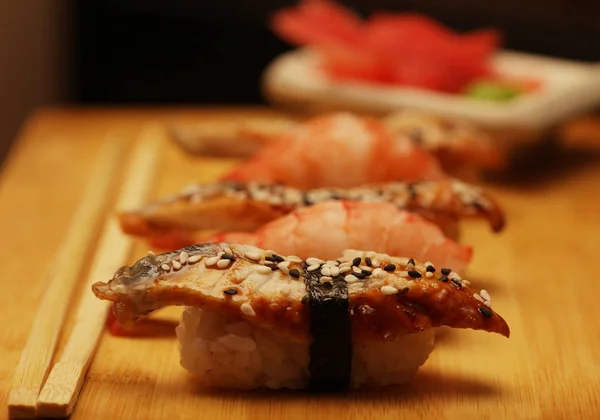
221,112,446,189
118,179,505,240
92,243,509,390
205,201,474,273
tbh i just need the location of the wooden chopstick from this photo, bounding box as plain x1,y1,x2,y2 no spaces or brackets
7,140,124,419
36,125,162,418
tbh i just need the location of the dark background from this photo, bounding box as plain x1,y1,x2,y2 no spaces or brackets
75,0,600,105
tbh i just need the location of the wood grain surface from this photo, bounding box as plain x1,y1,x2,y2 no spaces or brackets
1,107,599,420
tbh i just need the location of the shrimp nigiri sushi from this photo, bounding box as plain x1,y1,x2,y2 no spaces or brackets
92,243,509,390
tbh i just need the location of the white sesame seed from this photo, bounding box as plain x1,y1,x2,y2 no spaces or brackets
205,256,219,267
319,276,332,283
161,264,171,271
217,251,225,257
329,266,340,277
449,272,462,281
480,289,491,301
240,302,256,316
352,266,362,274
425,272,433,278
372,268,385,278
223,246,233,256
286,255,303,263
381,285,399,295
147,251,155,257
371,259,380,267
277,261,290,274
397,270,409,277
344,274,358,283
339,266,351,274
462,280,471,285
265,249,276,256
172,260,182,270
257,265,272,274
188,255,202,264
339,262,352,269
473,293,485,303
326,260,339,266
307,264,320,272
306,257,323,266
217,259,231,269
179,251,189,264
321,267,331,277
359,265,372,272
244,251,262,261
424,261,433,267
484,300,493,307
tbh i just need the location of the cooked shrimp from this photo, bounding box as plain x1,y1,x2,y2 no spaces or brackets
195,201,473,273
221,112,446,188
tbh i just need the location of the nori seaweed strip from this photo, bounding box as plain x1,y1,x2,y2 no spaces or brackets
303,262,352,392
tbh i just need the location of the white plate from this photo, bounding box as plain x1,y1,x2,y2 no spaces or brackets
262,49,600,145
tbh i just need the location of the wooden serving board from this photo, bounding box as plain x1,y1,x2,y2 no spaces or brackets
1,108,600,420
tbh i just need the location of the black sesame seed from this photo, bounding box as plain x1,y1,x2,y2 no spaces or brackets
384,263,396,272
479,306,493,318
441,268,451,275
354,272,367,279
398,287,409,295
426,265,436,273
272,254,285,263
223,288,238,295
439,275,449,282
270,264,278,271
265,256,276,262
451,279,463,288
407,258,415,266
221,254,235,261
289,268,300,278
408,270,422,279
361,269,372,276
365,257,372,266
301,295,309,304
352,257,362,267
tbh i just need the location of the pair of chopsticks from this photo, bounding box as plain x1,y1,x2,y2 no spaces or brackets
7,126,162,418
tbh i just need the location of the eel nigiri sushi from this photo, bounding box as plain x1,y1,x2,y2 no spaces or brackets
118,179,505,241
92,243,509,390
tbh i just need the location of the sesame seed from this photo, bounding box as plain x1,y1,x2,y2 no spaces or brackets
326,260,339,266
473,293,485,303
265,256,277,262
289,268,300,278
179,251,189,264
301,295,309,304
398,287,409,295
451,279,463,288
287,255,303,263
223,246,233,256
147,251,155,257
441,268,451,275
352,257,362,267
277,261,290,273
365,257,372,266
359,265,372,272
407,258,415,267
321,267,331,277
223,288,237,295
480,289,491,301
462,280,471,285
307,264,320,272
271,254,284,263
205,256,219,267
270,264,278,271
372,268,386,278
217,259,232,269
380,285,399,295
426,265,435,273
484,301,492,307
339,262,352,269
408,270,422,279
425,272,433,278
329,266,340,277
221,253,236,261
344,274,358,283
257,265,272,274
354,272,367,279
244,251,262,261
339,266,351,274
241,303,256,316
439,275,449,282
371,259,380,267
306,257,322,266
188,255,202,264
161,264,171,271
265,249,276,256
383,263,396,272
352,266,362,274
320,276,332,283
479,306,493,318
449,272,462,281
172,260,182,270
